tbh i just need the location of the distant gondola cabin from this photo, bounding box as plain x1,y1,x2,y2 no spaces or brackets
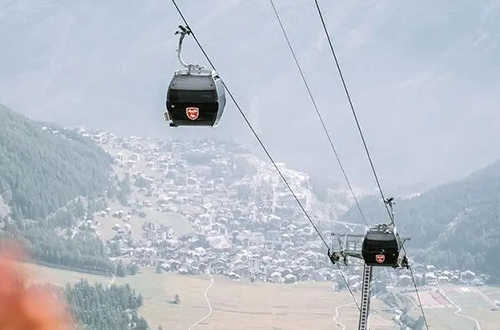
361,225,401,267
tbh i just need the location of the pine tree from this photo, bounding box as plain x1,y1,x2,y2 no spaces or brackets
136,317,148,330
155,262,163,274
116,260,126,277
75,197,86,219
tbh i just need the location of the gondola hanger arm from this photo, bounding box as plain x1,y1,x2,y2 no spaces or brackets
175,24,204,71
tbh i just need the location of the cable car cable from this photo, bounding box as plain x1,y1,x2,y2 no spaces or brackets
401,209,430,328
169,0,329,249
312,0,393,223
408,264,430,328
170,0,362,312
312,2,430,328
268,0,368,226
337,266,360,311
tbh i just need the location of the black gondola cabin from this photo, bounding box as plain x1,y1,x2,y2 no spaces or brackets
361,224,401,267
165,69,226,127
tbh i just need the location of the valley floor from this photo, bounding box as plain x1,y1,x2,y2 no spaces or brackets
21,262,500,330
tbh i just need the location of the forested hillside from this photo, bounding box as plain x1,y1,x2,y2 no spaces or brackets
64,280,149,330
341,159,500,280
0,104,113,220
30,280,149,330
0,105,118,274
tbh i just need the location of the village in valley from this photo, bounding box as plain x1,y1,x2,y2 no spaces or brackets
73,127,494,311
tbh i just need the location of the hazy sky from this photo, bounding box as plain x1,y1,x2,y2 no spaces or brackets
1,0,499,193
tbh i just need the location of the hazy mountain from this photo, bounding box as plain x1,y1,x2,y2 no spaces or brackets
1,0,500,191
0,104,115,274
0,104,113,220
341,156,500,280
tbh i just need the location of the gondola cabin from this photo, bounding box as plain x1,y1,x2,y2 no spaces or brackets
165,69,226,127
361,224,401,267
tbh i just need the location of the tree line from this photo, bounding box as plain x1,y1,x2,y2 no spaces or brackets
0,105,113,220
31,280,149,330
0,106,135,275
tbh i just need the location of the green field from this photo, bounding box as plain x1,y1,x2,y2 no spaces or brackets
405,285,500,330
97,199,193,242
22,262,500,329
480,286,500,304
23,263,398,330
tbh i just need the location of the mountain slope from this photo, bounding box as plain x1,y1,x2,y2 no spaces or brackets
0,105,116,274
0,104,113,220
341,158,500,280
1,0,500,190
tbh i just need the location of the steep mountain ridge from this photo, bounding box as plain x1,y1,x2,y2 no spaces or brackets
0,104,118,274
341,157,500,279
0,104,113,220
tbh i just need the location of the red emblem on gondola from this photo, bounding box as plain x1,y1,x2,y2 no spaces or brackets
186,107,199,120
375,254,385,263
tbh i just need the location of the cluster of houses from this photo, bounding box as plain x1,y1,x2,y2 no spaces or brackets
78,128,489,291
410,265,486,286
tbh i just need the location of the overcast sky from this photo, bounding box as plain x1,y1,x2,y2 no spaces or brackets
1,0,499,193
